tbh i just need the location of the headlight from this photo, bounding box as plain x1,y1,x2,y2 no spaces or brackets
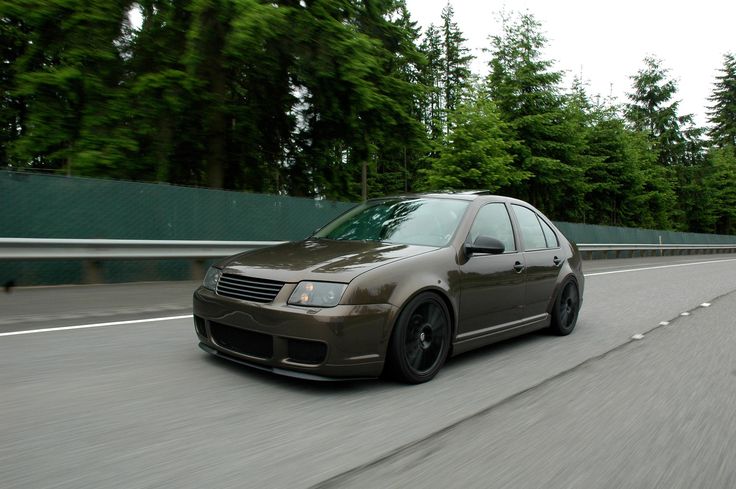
202,266,222,291
288,281,347,308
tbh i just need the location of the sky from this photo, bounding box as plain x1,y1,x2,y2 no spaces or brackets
405,0,736,127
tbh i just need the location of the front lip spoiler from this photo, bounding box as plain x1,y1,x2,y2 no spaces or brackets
198,342,375,382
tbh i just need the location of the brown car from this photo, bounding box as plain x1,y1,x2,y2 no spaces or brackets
193,192,584,383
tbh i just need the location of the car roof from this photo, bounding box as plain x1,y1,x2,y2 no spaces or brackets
369,191,523,204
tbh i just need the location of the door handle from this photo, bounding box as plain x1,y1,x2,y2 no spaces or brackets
513,261,525,273
553,256,562,266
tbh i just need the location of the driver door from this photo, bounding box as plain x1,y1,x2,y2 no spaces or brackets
457,203,526,338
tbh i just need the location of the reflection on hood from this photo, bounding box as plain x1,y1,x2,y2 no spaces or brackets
222,239,438,282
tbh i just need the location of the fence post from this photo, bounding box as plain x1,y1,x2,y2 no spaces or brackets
192,259,206,281
83,260,103,284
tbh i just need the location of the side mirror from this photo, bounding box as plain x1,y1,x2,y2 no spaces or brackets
465,235,505,256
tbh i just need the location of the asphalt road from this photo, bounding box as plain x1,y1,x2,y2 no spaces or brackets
1,255,736,488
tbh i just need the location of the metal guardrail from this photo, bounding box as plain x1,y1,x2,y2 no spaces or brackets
0,238,286,283
2,238,736,283
577,243,736,259
0,238,286,260
3,238,736,259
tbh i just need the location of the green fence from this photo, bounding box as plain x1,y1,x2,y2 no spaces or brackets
1,171,353,240
2,170,736,285
554,221,736,246
0,171,354,285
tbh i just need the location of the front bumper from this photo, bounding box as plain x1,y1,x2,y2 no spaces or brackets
193,287,398,379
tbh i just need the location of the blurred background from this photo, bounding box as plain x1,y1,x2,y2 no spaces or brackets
2,0,735,231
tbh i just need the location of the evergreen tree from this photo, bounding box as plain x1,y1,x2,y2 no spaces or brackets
578,94,651,227
568,83,680,229
707,53,736,148
440,3,472,123
707,146,736,234
625,56,692,168
281,0,427,199
1,0,436,197
417,24,443,140
705,53,736,234
420,85,525,191
625,56,716,230
185,0,235,189
365,1,428,196
416,3,471,142
623,129,678,229
486,11,584,220
0,14,27,167
3,0,136,175
128,0,201,184
674,124,710,230
227,0,296,193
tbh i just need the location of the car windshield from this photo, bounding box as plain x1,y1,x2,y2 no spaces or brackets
313,198,469,247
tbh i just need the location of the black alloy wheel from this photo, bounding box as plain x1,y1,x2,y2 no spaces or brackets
386,292,451,383
550,280,580,336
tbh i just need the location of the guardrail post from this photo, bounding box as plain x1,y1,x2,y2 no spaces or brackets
192,259,206,280
83,260,103,284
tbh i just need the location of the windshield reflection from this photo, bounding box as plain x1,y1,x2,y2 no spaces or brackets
313,198,469,247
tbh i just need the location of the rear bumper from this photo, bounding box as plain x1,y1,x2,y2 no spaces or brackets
193,287,397,379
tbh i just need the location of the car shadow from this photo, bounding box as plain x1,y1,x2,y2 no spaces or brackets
442,328,555,371
200,352,385,394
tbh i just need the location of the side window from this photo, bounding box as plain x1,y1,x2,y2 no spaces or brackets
468,203,516,252
540,218,559,248
512,205,547,250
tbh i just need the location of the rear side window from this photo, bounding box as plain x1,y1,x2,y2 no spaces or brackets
512,205,547,250
540,219,559,248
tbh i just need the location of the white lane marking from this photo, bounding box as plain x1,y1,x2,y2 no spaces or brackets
0,315,193,338
584,258,736,277
680,312,690,316
631,334,645,340
659,321,670,326
701,303,712,307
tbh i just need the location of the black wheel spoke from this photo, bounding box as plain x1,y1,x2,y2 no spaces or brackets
427,306,442,330
564,285,578,327
559,307,569,327
407,342,422,368
415,349,428,370
426,343,440,364
429,314,445,337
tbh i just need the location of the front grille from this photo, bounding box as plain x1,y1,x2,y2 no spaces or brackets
210,322,273,359
287,338,327,365
216,273,284,303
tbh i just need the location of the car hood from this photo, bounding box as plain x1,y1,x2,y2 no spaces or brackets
219,239,438,283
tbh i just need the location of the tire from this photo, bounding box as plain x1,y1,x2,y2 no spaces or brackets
386,292,451,384
550,280,580,336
